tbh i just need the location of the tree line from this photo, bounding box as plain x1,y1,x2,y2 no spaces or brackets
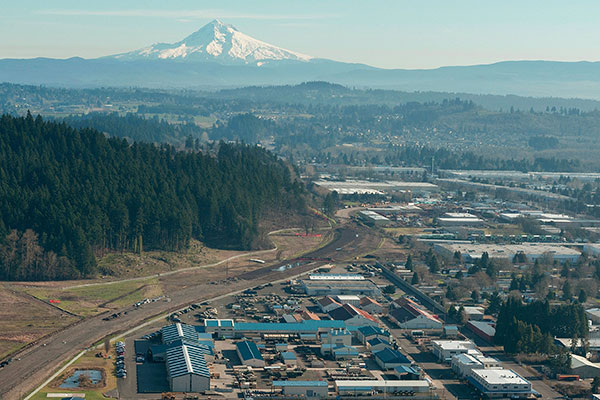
0,113,305,281
495,296,587,354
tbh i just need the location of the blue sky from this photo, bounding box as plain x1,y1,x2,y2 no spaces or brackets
2,0,598,69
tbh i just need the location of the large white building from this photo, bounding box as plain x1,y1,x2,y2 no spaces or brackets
273,381,328,398
434,243,580,264
451,353,502,378
390,298,443,330
166,344,210,393
432,340,478,363
468,368,531,398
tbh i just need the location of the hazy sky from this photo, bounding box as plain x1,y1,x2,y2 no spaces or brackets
2,0,599,69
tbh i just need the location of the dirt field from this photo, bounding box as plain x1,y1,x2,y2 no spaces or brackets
0,285,79,359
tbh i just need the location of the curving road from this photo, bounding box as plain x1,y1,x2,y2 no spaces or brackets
0,223,370,400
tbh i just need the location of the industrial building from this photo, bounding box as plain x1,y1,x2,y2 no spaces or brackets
467,320,496,343
317,296,342,313
166,343,210,392
438,212,484,227
434,242,580,263
358,210,390,226
467,368,532,398
334,380,430,396
432,340,478,363
360,296,384,314
204,319,235,338
314,179,438,197
570,354,600,378
273,381,328,398
161,323,199,344
301,278,381,297
357,325,391,344
334,294,362,306
391,298,443,330
373,347,412,370
321,328,352,347
236,339,265,367
233,320,346,339
451,353,501,378
328,303,379,326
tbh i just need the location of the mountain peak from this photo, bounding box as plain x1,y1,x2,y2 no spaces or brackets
110,20,312,65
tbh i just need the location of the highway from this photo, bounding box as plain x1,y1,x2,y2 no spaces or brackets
0,223,368,400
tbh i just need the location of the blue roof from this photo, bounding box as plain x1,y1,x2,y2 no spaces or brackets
197,332,213,340
166,344,210,378
330,328,351,336
205,320,219,327
273,381,327,387
281,351,297,360
357,325,390,337
368,337,390,346
333,346,359,356
394,365,418,375
166,339,214,356
374,347,411,365
161,323,199,344
236,340,264,361
235,320,345,333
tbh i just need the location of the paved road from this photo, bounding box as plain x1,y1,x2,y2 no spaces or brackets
0,223,369,400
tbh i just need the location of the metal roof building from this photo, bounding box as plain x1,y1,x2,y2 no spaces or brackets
166,344,210,392
273,381,328,398
236,339,265,367
161,323,199,344
233,320,346,338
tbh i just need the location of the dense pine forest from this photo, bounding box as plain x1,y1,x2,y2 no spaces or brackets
0,113,305,281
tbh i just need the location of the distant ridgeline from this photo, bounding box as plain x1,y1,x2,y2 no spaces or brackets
0,113,305,281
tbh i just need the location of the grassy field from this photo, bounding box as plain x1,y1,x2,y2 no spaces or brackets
0,287,79,359
25,278,162,317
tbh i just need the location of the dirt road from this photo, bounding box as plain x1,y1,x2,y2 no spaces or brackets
0,223,372,400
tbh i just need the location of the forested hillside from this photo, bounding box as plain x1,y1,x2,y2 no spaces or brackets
0,113,305,281
62,113,205,145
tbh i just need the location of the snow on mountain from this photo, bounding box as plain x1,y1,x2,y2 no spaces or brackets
111,19,313,65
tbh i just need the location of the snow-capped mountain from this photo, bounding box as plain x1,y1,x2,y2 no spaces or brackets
111,19,313,65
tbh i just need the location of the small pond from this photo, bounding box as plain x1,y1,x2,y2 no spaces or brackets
59,369,102,388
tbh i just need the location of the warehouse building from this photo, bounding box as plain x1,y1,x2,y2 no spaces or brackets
373,347,412,370
236,339,265,367
438,212,484,227
570,354,600,378
328,303,379,326
321,328,352,347
468,368,532,398
434,243,580,264
161,323,199,344
334,380,430,396
301,278,381,297
467,320,496,343
334,294,362,306
432,340,478,363
360,296,384,314
204,319,235,338
317,296,342,313
357,325,391,344
391,298,443,330
166,343,210,392
358,210,390,226
233,320,346,339
273,381,328,398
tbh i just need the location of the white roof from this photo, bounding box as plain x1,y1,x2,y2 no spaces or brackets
471,368,528,385
336,295,361,301
571,354,600,370
433,340,476,351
